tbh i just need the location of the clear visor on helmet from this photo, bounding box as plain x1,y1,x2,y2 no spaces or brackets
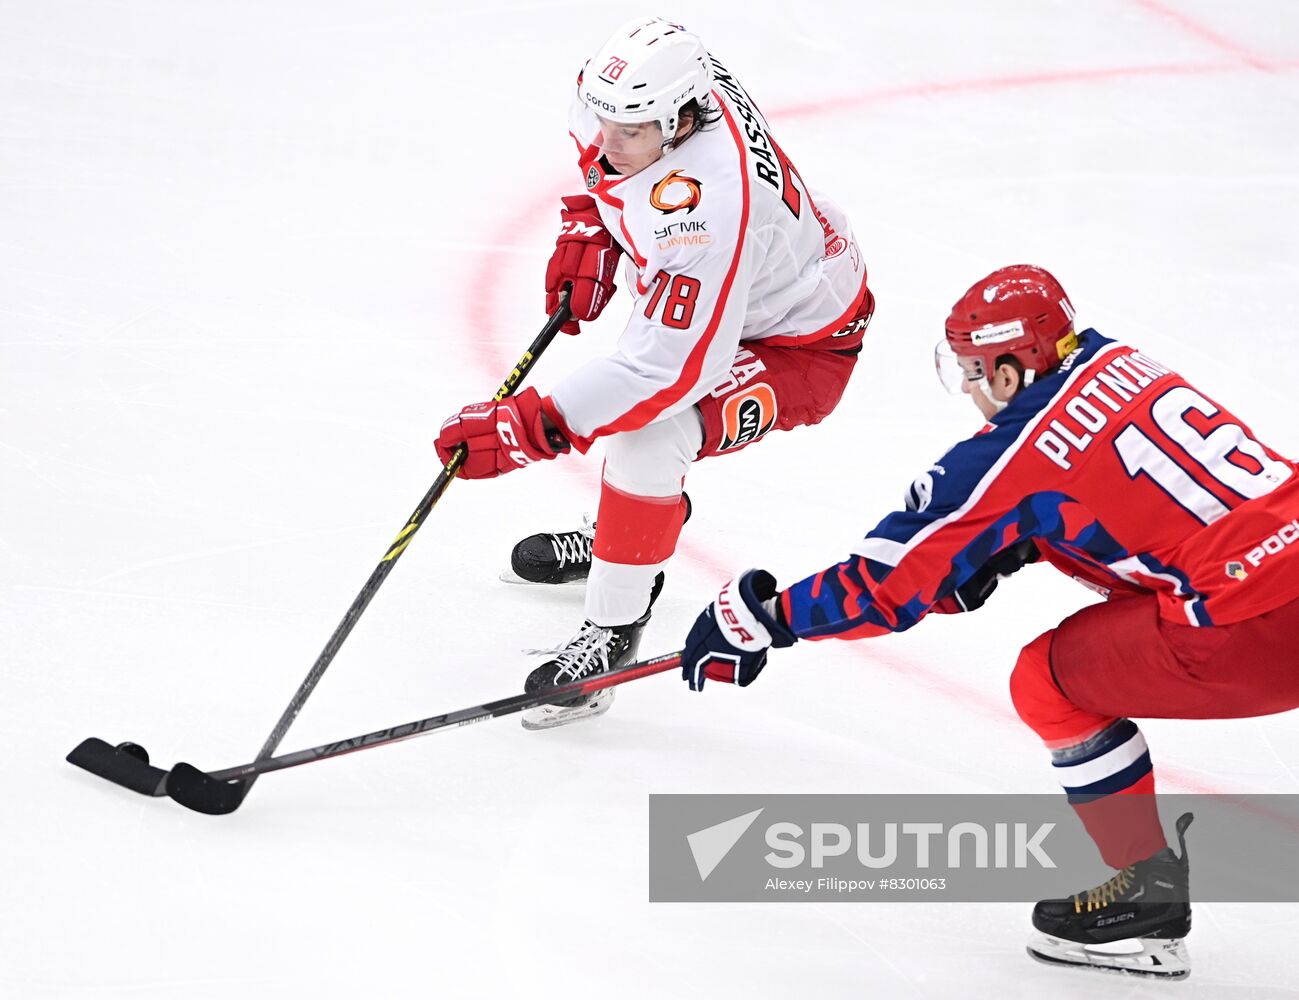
569,86,672,164
569,90,606,160
934,339,985,394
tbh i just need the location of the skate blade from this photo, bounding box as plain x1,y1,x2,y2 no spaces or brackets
499,568,586,586
1026,931,1190,980
521,690,615,731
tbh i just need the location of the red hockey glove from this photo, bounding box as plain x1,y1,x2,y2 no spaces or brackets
682,570,797,692
545,195,621,335
435,388,568,480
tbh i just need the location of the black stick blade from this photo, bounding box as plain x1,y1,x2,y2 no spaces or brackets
66,738,170,797
166,762,252,815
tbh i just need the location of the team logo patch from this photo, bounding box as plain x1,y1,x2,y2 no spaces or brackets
586,164,601,190
905,465,946,513
718,383,777,451
1225,561,1248,581
650,169,703,214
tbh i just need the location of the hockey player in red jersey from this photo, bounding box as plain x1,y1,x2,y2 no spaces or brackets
680,264,1299,978
435,17,872,730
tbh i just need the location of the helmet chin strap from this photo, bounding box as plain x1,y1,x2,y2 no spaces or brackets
975,377,1009,413
976,369,1034,412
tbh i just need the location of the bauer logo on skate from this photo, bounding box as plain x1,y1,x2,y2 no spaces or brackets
718,383,776,451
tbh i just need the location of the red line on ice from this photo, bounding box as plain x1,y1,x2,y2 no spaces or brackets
1128,0,1277,71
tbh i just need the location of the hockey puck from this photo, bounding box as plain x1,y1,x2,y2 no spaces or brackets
115,741,150,765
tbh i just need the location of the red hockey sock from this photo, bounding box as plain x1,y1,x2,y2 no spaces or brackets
1010,631,1168,868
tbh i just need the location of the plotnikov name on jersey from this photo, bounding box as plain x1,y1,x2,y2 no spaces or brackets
1034,349,1170,470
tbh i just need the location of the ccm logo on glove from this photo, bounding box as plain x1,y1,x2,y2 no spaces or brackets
436,388,568,480
546,195,622,336
495,418,532,467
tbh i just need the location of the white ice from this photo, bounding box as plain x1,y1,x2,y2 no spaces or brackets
3,1,1298,997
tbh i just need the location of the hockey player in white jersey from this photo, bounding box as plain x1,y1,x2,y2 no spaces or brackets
435,17,873,729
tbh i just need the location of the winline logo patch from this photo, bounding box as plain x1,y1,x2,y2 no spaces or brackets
719,383,777,451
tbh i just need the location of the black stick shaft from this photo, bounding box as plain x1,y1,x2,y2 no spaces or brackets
251,295,573,768
214,651,682,781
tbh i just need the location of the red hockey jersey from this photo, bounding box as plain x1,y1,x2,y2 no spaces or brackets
784,330,1299,637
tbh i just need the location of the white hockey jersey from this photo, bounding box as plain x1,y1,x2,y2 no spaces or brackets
545,55,869,450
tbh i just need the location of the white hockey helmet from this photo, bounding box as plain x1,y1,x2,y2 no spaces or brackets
577,17,714,142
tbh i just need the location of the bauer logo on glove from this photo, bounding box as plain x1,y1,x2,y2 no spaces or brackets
682,569,797,691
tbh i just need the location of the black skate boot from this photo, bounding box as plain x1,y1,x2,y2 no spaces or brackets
507,515,596,585
520,573,664,731
505,494,691,585
1027,812,1193,979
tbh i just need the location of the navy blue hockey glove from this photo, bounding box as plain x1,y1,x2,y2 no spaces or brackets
937,537,1041,614
683,570,797,691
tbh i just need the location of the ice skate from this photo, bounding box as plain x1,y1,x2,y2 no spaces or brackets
521,574,663,730
1026,812,1193,980
502,514,596,585
503,495,690,586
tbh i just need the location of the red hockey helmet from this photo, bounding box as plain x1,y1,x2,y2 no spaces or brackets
937,265,1079,394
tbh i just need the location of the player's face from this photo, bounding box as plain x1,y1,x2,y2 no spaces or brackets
596,116,666,176
935,340,1020,419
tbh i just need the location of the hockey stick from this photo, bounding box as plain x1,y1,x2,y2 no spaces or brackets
68,651,683,814
68,290,573,810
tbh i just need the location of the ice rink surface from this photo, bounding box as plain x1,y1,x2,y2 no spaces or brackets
3,1,1298,996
